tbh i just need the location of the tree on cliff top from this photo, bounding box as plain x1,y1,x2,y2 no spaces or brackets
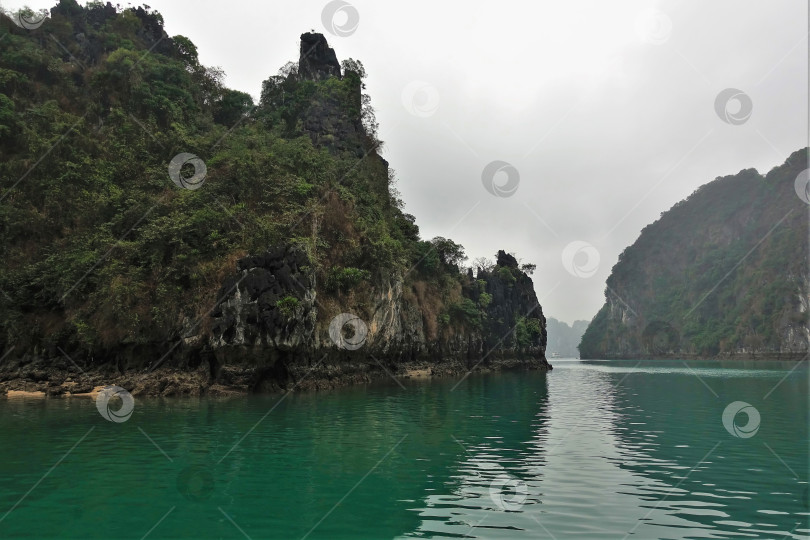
431,237,467,270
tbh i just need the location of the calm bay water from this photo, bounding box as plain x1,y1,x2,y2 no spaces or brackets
0,359,807,539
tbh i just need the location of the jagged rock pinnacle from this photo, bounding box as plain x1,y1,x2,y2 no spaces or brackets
298,32,341,81
497,250,519,269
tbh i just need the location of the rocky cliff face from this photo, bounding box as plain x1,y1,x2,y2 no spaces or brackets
202,247,548,394
297,32,367,155
579,149,809,360
0,20,548,397
298,32,341,81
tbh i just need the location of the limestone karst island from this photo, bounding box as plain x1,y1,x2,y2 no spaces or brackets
0,2,806,539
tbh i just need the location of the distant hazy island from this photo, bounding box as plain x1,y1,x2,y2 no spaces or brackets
545,318,588,358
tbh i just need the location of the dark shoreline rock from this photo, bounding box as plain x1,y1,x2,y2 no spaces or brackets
0,354,551,398
0,241,553,399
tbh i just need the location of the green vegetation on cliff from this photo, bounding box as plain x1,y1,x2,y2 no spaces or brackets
579,149,808,358
0,1,546,366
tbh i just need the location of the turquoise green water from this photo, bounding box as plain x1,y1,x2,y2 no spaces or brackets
0,359,807,539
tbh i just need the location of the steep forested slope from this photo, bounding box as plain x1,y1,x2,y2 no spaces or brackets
0,2,548,396
580,149,808,359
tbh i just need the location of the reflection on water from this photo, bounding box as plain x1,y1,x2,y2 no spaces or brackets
408,359,808,539
0,359,806,539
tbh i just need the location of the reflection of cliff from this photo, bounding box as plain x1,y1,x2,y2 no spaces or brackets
407,371,550,538
410,363,680,538
604,360,808,537
187,371,552,539
523,362,697,537
405,361,808,538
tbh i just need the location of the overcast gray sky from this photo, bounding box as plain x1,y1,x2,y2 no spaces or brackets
6,0,808,324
